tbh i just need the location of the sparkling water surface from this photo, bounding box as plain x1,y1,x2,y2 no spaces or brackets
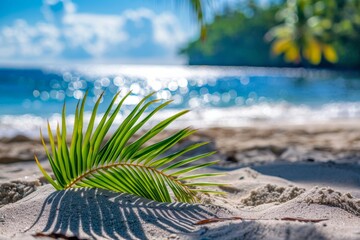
1,65,360,136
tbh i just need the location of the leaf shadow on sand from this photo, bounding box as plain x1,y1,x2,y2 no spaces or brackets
30,187,216,239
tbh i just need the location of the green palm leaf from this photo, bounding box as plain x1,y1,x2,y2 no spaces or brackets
35,92,223,203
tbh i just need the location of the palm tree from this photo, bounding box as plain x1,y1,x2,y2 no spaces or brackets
189,0,208,40
266,0,338,65
188,0,360,66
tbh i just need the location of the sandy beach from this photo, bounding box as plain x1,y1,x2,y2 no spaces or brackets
2,0,360,238
1,121,360,239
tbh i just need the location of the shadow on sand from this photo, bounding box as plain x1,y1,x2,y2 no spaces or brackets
30,188,216,239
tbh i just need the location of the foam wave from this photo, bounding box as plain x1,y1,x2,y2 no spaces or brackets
2,102,360,138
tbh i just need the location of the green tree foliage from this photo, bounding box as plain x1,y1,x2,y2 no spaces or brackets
267,0,360,66
189,0,207,40
180,3,287,66
181,0,360,69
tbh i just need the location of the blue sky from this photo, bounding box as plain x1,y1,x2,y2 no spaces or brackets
0,0,241,65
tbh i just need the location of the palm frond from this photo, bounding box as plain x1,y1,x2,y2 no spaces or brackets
189,0,211,40
35,91,223,203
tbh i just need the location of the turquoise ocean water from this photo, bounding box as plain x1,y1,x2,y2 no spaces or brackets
1,65,360,136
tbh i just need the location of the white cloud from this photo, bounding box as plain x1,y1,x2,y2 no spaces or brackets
123,8,187,49
0,0,187,61
153,13,186,49
123,8,154,21
42,0,76,22
61,8,186,56
0,19,63,58
63,13,127,57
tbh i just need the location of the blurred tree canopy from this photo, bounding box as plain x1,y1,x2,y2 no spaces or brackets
181,0,360,69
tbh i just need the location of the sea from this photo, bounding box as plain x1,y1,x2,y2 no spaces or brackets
1,64,360,137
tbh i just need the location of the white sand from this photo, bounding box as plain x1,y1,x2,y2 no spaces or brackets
0,164,359,240
1,122,360,239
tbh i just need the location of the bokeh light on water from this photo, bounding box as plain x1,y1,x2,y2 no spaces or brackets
1,65,360,136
